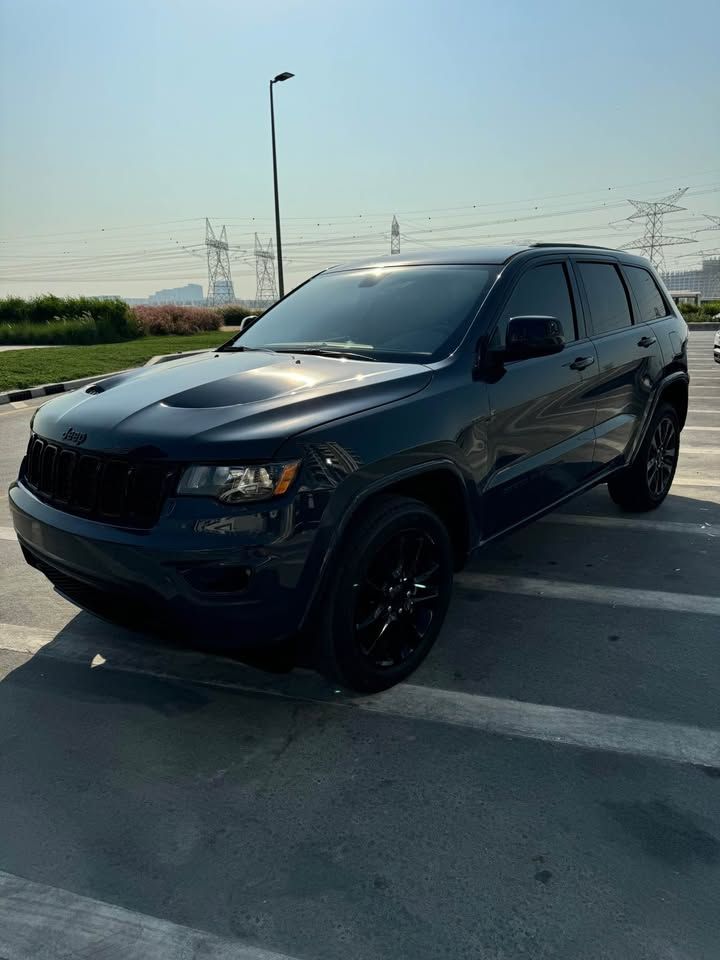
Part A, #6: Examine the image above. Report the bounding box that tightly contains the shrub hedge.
[678,300,720,322]
[0,296,228,344]
[216,304,261,325]
[0,296,139,344]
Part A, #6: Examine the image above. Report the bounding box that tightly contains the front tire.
[607,403,680,512]
[315,495,454,693]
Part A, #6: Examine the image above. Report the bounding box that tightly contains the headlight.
[177,461,300,503]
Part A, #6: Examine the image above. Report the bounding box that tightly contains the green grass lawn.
[0,331,231,392]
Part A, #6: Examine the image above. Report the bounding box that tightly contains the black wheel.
[607,404,680,512]
[315,495,453,693]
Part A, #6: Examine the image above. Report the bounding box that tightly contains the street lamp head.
[272,71,295,83]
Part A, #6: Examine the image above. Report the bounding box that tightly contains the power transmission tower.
[254,234,278,304]
[205,219,235,305]
[698,214,720,234]
[619,188,693,271]
[391,215,400,255]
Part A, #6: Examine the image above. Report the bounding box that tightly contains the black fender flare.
[627,370,689,466]
[297,457,475,630]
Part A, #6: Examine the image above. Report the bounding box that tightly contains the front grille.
[22,434,177,528]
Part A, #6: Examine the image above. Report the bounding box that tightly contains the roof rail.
[529,242,619,251]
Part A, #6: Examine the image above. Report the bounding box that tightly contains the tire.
[607,403,680,512]
[315,495,454,693]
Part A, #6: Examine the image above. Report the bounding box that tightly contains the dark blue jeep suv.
[9,244,689,691]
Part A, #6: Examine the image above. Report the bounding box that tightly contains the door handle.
[637,335,657,348]
[569,356,595,371]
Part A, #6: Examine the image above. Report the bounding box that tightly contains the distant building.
[148,283,204,305]
[667,290,702,307]
[662,257,720,302]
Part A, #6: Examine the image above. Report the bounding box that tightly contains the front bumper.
[9,480,319,647]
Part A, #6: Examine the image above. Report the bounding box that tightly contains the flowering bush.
[131,305,222,336]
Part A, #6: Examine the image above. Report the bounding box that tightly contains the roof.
[324,243,640,272]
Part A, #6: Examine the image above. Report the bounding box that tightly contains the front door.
[483,261,598,537]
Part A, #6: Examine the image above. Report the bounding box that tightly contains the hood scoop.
[163,371,302,409]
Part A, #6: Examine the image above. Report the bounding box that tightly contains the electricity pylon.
[205,219,235,305]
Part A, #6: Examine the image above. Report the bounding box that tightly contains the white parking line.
[457,573,720,617]
[684,426,720,431]
[2,621,720,770]
[673,477,720,487]
[541,513,718,536]
[0,869,302,960]
[674,446,719,455]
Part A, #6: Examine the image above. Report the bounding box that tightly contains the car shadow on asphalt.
[2,606,344,718]
[2,488,719,723]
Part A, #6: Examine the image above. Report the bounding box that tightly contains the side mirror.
[239,315,258,333]
[504,315,565,361]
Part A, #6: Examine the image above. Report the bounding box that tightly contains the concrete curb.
[0,348,211,407]
[687,323,719,332]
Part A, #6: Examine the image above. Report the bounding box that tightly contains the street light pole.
[269,71,294,299]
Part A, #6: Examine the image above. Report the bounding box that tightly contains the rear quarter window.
[624,265,670,323]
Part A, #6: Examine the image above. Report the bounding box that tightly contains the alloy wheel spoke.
[357,606,385,631]
[410,590,439,604]
[364,617,391,655]
[414,562,439,584]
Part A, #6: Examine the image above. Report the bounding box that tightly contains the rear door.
[483,259,598,536]
[572,258,666,469]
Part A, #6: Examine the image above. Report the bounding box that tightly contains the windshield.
[234,264,497,362]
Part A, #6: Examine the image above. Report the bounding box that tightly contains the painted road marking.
[2,621,720,769]
[0,527,17,541]
[0,869,302,960]
[684,426,720,431]
[673,478,720,487]
[541,513,718,536]
[673,446,719,455]
[457,573,720,617]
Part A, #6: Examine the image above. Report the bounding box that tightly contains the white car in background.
[714,326,720,364]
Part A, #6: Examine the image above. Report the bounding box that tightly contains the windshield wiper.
[273,347,377,362]
[217,344,279,354]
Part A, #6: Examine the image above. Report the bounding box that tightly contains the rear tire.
[315,495,453,693]
[607,403,680,512]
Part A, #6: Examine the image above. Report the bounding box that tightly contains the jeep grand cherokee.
[9,244,689,691]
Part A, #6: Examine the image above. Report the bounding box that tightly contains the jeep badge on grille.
[61,427,87,446]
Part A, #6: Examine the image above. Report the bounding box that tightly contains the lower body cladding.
[8,481,319,649]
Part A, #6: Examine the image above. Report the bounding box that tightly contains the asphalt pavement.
[0,330,719,960]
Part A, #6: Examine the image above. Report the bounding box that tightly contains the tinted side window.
[577,262,632,335]
[492,263,576,349]
[624,265,669,322]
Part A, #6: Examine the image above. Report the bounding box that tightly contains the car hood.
[32,350,433,460]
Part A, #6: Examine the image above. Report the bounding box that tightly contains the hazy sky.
[1,0,719,299]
